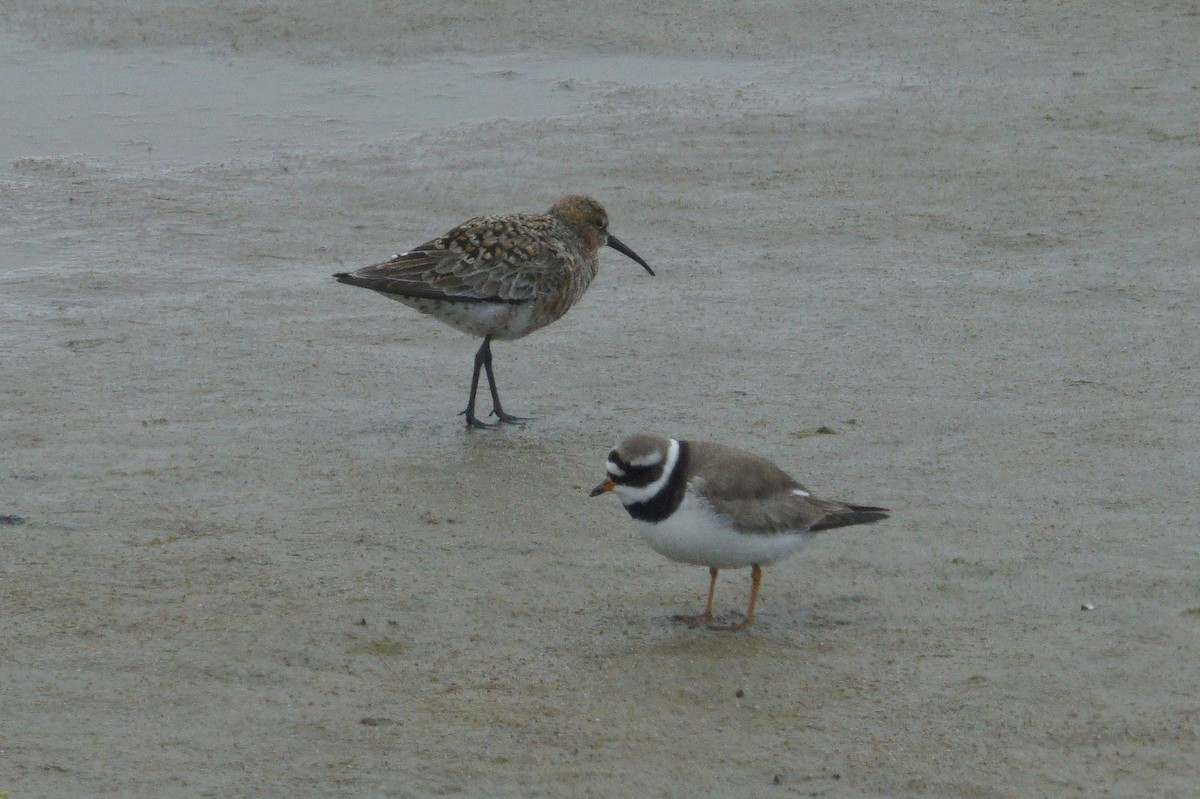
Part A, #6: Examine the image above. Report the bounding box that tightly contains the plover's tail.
[810,503,890,532]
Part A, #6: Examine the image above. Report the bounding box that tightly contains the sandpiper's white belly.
[635,492,810,569]
[388,295,541,339]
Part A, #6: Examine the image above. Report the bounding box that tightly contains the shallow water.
[0,31,798,280]
[1,32,779,173]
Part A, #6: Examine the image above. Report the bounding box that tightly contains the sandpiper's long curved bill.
[606,234,655,276]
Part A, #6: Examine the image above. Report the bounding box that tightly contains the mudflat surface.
[3,3,1199,796]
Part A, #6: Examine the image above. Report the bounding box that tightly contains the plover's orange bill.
[591,434,889,631]
[335,196,653,429]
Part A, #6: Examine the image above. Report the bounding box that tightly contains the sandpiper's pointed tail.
[335,270,405,295]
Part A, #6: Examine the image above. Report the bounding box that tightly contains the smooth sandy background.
[3,2,1199,796]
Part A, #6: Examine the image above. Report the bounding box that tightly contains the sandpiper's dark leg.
[479,337,527,425]
[711,564,761,632]
[459,338,497,429]
[673,567,719,624]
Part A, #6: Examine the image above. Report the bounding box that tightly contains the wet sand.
[3,3,1199,796]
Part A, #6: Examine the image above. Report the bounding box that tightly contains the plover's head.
[589,434,679,505]
[550,195,654,276]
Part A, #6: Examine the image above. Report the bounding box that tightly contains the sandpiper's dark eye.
[593,217,607,230]
[608,449,619,462]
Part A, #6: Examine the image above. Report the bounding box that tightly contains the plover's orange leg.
[674,567,719,624]
[710,564,762,632]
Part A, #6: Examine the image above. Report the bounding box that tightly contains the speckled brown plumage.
[334,196,653,428]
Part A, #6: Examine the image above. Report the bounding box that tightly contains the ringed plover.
[591,434,890,631]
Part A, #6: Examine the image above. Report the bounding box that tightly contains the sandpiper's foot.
[490,408,529,425]
[460,409,498,429]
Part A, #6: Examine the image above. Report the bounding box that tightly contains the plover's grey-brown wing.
[686,441,888,535]
[697,481,889,536]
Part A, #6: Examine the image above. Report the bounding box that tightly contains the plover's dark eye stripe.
[612,463,661,487]
[608,451,665,486]
[610,453,641,473]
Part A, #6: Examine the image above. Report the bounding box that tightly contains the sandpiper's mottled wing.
[340,213,569,305]
[686,442,887,535]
